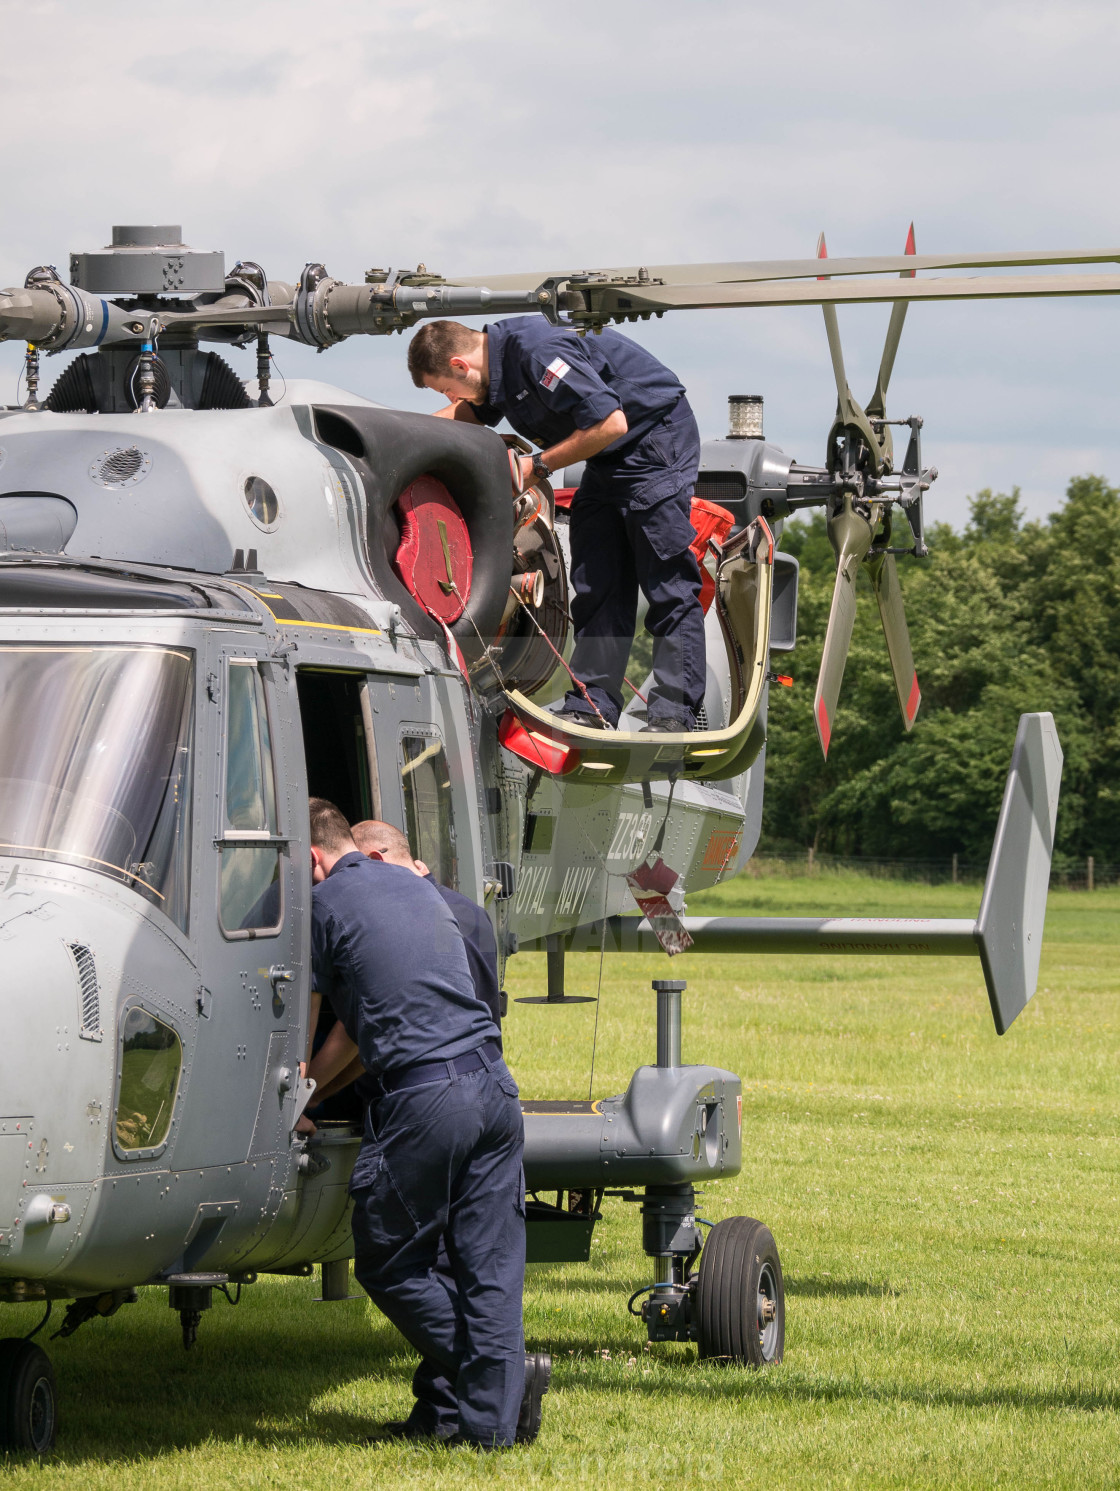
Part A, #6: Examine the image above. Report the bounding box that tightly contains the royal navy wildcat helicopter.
[0,225,1079,1451]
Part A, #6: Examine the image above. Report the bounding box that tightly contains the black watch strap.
[531,454,551,480]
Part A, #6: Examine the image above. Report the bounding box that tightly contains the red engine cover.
[392,476,473,624]
[689,496,735,612]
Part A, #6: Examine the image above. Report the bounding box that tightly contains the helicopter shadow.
[32,1292,421,1461]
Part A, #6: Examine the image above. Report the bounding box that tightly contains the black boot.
[516,1351,551,1444]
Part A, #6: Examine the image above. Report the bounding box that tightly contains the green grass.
[4,874,1119,1487]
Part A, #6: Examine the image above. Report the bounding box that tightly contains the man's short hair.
[407,321,482,387]
[308,797,355,853]
[352,819,414,864]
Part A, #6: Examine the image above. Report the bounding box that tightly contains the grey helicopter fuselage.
[0,381,766,1300]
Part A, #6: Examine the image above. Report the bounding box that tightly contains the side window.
[219,661,283,938]
[400,734,458,889]
[114,1006,182,1157]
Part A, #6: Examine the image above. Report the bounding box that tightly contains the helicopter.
[0,224,1077,1452]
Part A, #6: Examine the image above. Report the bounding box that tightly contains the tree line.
[761,476,1120,869]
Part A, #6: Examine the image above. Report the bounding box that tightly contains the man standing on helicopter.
[408,318,705,733]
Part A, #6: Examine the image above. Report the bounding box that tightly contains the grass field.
[3,872,1118,1488]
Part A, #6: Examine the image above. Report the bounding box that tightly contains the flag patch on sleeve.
[540,356,570,390]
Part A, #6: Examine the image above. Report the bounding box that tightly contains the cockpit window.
[0,646,193,930]
[400,733,458,890]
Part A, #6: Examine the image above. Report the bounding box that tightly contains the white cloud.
[0,0,1117,523]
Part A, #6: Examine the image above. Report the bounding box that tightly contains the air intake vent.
[695,473,747,508]
[89,446,151,489]
[68,943,102,1042]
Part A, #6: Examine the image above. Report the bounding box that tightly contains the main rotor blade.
[443,247,1120,292]
[556,272,1120,316]
[814,497,874,759]
[866,550,921,732]
[866,223,916,421]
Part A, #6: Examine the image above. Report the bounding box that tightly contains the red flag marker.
[817,696,832,757]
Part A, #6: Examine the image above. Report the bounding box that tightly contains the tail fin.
[977,712,1063,1033]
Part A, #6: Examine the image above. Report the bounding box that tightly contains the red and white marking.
[540,356,570,390]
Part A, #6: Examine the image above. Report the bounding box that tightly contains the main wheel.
[0,1338,57,1453]
[695,1216,784,1366]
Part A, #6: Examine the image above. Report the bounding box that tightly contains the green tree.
[761,478,1113,864]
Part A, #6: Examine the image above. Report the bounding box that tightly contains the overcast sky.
[1,0,1118,529]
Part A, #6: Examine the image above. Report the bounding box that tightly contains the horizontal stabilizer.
[520,715,1062,1035]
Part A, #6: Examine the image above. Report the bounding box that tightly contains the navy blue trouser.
[350,1058,526,1446]
[566,487,706,727]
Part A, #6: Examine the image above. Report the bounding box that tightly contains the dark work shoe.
[516,1351,551,1445]
[641,715,691,734]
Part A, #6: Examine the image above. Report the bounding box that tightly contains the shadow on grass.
[787,1275,902,1298]
[14,1273,1120,1472]
[546,1338,1120,1416]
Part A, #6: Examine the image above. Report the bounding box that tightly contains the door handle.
[269,965,294,1014]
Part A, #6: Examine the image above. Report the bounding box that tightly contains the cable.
[23,1300,51,1341]
[510,588,610,727]
[627,1284,655,1316]
[269,352,287,404]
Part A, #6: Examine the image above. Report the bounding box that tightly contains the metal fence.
[745,849,1119,892]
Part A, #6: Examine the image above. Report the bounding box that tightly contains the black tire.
[0,1338,57,1454]
[695,1216,784,1366]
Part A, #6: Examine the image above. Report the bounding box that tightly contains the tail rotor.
[810,226,927,757]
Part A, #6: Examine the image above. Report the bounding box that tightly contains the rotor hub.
[70,226,225,298]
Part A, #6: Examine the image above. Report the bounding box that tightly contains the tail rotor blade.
[866,223,917,422]
[816,233,860,427]
[867,549,921,731]
[814,495,874,757]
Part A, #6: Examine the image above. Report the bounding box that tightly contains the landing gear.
[0,1338,57,1453]
[695,1216,784,1365]
[633,1199,785,1366]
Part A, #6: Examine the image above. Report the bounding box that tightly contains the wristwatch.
[530,453,551,481]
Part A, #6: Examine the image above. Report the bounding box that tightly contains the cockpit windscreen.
[0,646,193,929]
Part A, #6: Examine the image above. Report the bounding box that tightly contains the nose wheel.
[0,1338,58,1454]
[695,1216,785,1366]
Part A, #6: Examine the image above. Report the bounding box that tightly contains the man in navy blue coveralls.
[348,817,503,1437]
[351,819,503,1036]
[304,799,544,1448]
[407,317,706,731]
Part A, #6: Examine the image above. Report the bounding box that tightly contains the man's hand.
[521,408,628,488]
